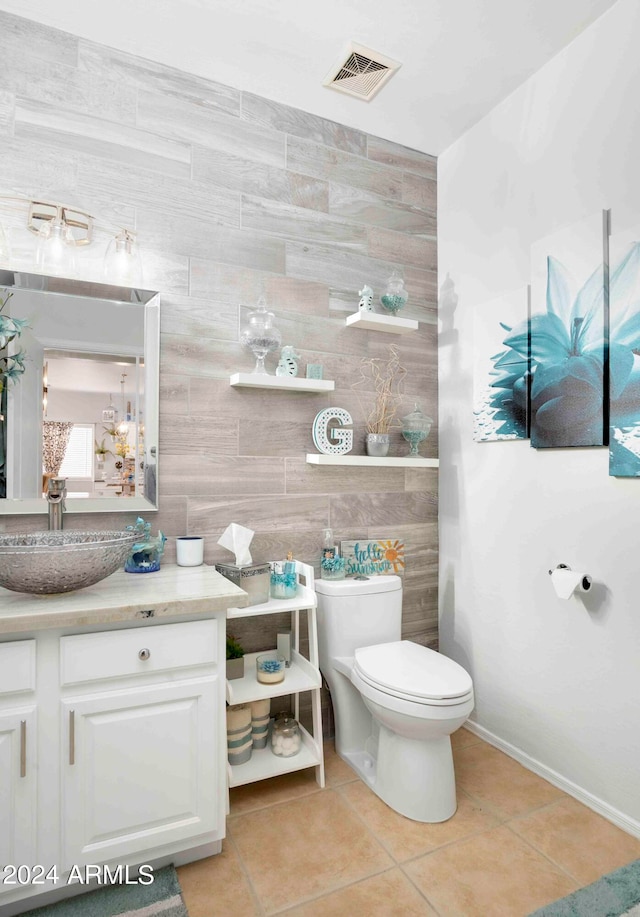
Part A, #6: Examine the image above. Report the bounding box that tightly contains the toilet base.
[339,725,457,823]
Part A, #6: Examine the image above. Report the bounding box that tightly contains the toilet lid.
[354,641,472,701]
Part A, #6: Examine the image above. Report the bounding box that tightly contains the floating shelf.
[306,454,438,467]
[345,311,419,334]
[229,373,334,392]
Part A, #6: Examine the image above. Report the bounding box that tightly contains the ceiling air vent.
[323,42,401,102]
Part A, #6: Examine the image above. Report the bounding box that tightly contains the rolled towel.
[227,704,252,765]
[250,698,271,749]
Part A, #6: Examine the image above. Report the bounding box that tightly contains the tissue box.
[215,562,270,606]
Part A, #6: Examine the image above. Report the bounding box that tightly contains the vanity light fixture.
[0,196,143,285]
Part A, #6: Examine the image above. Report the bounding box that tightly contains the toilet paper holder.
[548,563,592,593]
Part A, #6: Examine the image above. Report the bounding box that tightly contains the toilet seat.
[353,640,473,707]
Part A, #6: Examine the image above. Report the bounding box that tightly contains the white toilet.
[315,575,474,823]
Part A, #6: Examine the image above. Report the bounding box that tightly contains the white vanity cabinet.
[59,620,221,869]
[226,561,325,789]
[0,641,37,872]
[0,565,247,915]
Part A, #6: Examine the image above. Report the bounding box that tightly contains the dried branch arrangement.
[352,344,407,434]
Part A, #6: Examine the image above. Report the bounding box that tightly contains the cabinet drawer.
[0,640,36,695]
[60,620,218,686]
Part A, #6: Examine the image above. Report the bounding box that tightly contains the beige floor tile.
[324,739,359,787]
[283,868,437,916]
[229,788,392,913]
[451,726,482,750]
[454,742,565,818]
[404,824,578,917]
[340,780,500,862]
[510,796,640,885]
[176,841,259,917]
[229,767,321,815]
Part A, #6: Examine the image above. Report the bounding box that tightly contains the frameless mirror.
[0,271,159,515]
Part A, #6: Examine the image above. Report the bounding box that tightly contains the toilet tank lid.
[315,575,402,596]
[354,641,472,700]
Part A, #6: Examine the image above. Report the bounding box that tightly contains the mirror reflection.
[0,271,159,514]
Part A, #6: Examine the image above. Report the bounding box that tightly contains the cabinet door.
[61,677,220,868]
[0,707,37,879]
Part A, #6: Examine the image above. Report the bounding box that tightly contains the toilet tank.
[315,575,403,666]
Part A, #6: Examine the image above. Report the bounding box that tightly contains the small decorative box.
[215,562,270,606]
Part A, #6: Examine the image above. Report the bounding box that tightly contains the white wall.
[438,0,640,834]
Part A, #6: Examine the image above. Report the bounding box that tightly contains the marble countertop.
[0,564,249,634]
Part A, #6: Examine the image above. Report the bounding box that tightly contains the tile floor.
[177,729,640,916]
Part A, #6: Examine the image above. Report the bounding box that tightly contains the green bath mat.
[530,858,640,916]
[18,865,187,917]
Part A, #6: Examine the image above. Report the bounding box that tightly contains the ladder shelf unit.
[226,561,325,789]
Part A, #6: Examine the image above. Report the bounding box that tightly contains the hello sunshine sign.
[340,539,405,577]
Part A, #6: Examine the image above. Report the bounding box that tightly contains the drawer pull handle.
[138,648,151,661]
[20,720,26,778]
[69,710,75,766]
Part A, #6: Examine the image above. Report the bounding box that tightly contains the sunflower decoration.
[377,539,405,574]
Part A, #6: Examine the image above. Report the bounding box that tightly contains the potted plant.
[94,437,112,462]
[353,344,407,456]
[226,634,245,680]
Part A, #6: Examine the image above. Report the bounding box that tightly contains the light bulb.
[36,217,76,277]
[104,229,143,287]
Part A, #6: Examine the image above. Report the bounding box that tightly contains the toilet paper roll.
[550,567,592,599]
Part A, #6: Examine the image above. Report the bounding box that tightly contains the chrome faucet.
[46,477,67,531]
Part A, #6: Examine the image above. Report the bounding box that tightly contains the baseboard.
[463,719,640,840]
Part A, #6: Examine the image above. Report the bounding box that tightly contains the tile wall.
[0,11,439,722]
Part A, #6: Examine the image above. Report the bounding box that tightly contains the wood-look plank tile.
[287,136,404,201]
[78,40,240,115]
[160,455,284,496]
[285,239,402,301]
[239,305,369,360]
[238,419,315,457]
[180,227,286,275]
[241,195,368,250]
[0,136,78,196]
[402,172,438,212]
[160,333,240,379]
[5,49,137,125]
[192,147,329,212]
[367,136,437,179]
[137,90,285,166]
[159,374,190,416]
[136,209,245,260]
[187,494,329,535]
[138,251,190,296]
[331,492,437,529]
[188,260,329,315]
[368,226,437,271]
[242,92,367,156]
[77,158,240,227]
[285,457,406,494]
[0,92,14,132]
[14,99,192,179]
[160,415,238,455]
[329,183,437,235]
[405,467,439,491]
[160,293,238,342]
[1,10,79,67]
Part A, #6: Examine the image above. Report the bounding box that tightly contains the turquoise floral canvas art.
[608,224,640,476]
[473,288,529,442]
[525,212,607,448]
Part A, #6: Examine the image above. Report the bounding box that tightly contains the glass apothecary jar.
[240,296,282,374]
[380,271,409,315]
[401,403,433,457]
[271,714,302,757]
